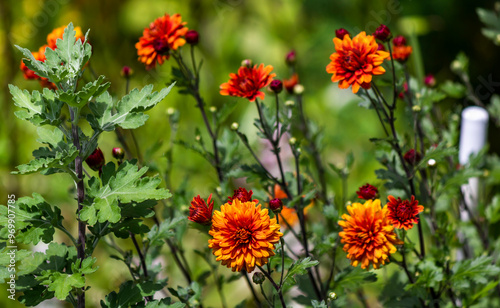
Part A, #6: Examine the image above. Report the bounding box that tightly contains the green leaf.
[39,271,85,300]
[9,85,43,120]
[148,216,186,246]
[88,83,175,131]
[81,161,171,225]
[451,256,500,291]
[414,143,457,171]
[440,80,466,98]
[13,127,78,175]
[334,266,377,291]
[100,280,166,308]
[282,257,319,288]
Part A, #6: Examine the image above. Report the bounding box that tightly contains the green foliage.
[451,256,500,291]
[100,280,170,308]
[282,257,319,288]
[81,161,171,225]
[477,7,500,45]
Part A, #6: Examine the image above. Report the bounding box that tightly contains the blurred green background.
[0,0,499,307]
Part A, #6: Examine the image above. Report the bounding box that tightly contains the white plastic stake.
[457,106,488,261]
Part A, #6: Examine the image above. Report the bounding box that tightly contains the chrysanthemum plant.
[0,23,180,307]
[5,11,500,308]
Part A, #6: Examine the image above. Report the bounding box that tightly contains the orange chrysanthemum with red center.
[136,13,188,69]
[339,199,403,269]
[20,26,85,88]
[220,64,276,102]
[208,199,282,272]
[386,195,424,230]
[326,31,390,93]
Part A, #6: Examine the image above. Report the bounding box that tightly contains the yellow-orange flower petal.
[208,199,282,272]
[135,13,188,69]
[338,199,403,269]
[47,25,85,49]
[326,31,389,94]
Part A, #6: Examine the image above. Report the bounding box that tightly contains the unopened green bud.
[252,272,266,285]
[293,84,304,95]
[231,122,239,131]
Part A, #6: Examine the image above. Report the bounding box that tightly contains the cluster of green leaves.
[0,23,179,307]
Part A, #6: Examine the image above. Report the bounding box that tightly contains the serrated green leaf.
[282,257,319,287]
[440,80,466,98]
[39,271,85,300]
[9,85,43,119]
[148,216,185,246]
[100,280,165,308]
[414,143,457,171]
[89,83,175,132]
[334,266,377,290]
[82,161,171,225]
[451,256,500,291]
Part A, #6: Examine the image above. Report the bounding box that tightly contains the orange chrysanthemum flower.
[188,194,214,225]
[220,64,276,102]
[136,13,188,69]
[386,195,424,230]
[391,45,413,62]
[339,199,403,269]
[208,199,283,272]
[326,31,390,93]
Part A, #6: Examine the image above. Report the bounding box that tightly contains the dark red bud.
[185,30,199,45]
[393,35,407,46]
[374,24,392,42]
[270,80,283,93]
[86,148,105,172]
[269,198,283,212]
[424,74,436,88]
[285,50,296,65]
[335,28,350,39]
[112,147,125,160]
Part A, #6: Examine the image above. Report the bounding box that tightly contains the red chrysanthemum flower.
[227,187,256,204]
[208,199,283,272]
[356,183,379,200]
[326,31,390,94]
[135,13,189,69]
[220,64,276,101]
[386,195,424,230]
[189,194,214,225]
[339,199,403,269]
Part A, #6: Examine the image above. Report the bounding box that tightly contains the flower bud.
[167,107,176,115]
[252,272,266,285]
[289,137,297,145]
[377,43,386,51]
[121,66,133,78]
[293,84,304,95]
[356,183,378,200]
[188,194,214,225]
[374,24,392,42]
[270,79,283,93]
[86,148,105,172]
[269,198,283,213]
[209,106,217,113]
[392,35,407,46]
[231,122,239,131]
[335,28,350,39]
[427,159,437,167]
[285,50,296,65]
[185,30,199,45]
[404,149,422,166]
[424,74,436,87]
[328,292,338,301]
[412,105,421,112]
[285,100,295,107]
[241,59,253,68]
[112,147,125,160]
